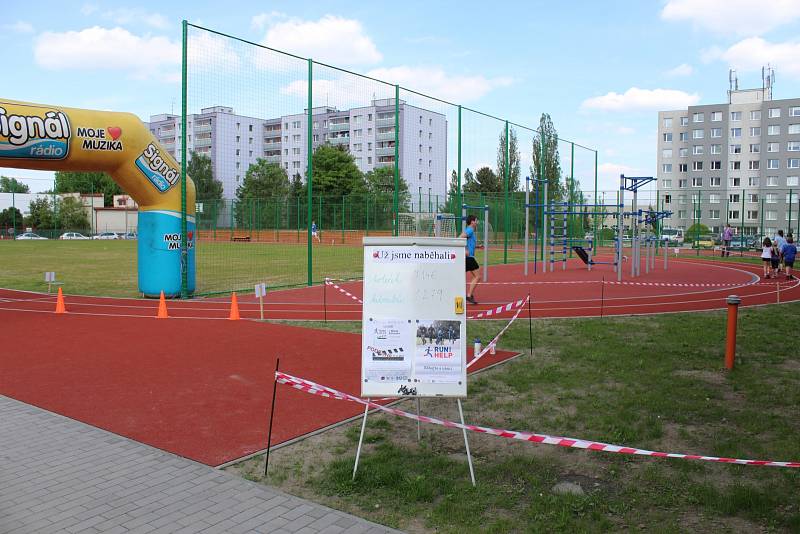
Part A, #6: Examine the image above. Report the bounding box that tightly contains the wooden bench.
[231,234,251,242]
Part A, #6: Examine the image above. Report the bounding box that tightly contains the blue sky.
[4,0,800,195]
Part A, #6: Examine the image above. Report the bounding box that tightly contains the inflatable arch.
[0,99,195,297]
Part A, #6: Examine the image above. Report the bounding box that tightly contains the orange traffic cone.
[157,290,169,319]
[54,287,66,314]
[229,292,240,320]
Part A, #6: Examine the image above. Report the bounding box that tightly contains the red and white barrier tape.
[324,278,363,304]
[466,297,527,369]
[468,297,526,319]
[275,371,800,468]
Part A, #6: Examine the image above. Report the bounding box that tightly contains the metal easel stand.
[352,397,476,486]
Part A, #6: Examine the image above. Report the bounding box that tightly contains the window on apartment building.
[236,122,240,130]
[418,130,423,138]
[789,158,800,169]
[352,115,361,124]
[692,162,703,171]
[709,193,720,204]
[746,210,759,220]
[768,159,780,169]
[791,107,800,117]
[768,125,781,135]
[292,148,300,155]
[235,162,240,169]
[418,158,422,165]
[678,179,688,188]
[729,193,741,203]
[663,133,673,142]
[730,127,742,138]
[662,164,672,173]
[367,157,372,164]
[729,178,741,188]
[729,210,740,220]
[750,126,761,136]
[789,124,800,134]
[429,118,432,126]
[789,176,799,186]
[248,138,253,144]
[293,161,301,169]
[312,134,319,142]
[750,143,760,153]
[368,142,372,150]
[313,121,319,129]
[730,144,741,154]
[236,136,240,143]
[692,177,703,186]
[749,160,760,170]
[679,163,688,172]
[284,162,289,169]
[368,114,372,121]
[353,143,362,152]
[284,136,288,142]
[662,149,673,158]
[284,122,289,129]
[748,193,759,203]
[768,108,781,118]
[767,176,779,186]
[284,149,288,156]
[235,149,240,156]
[709,210,721,219]
[693,145,704,155]
[662,179,672,188]
[711,111,722,121]
[766,211,778,221]
[710,128,721,138]
[748,177,760,187]
[710,144,722,154]
[693,129,704,139]
[679,148,689,157]
[787,193,798,204]
[680,117,689,126]
[710,161,721,170]
[767,142,779,152]
[663,117,673,128]
[248,124,253,132]
[429,174,432,182]
[678,210,687,218]
[693,112,704,123]
[419,144,423,153]
[664,194,672,203]
[679,132,688,141]
[766,193,777,204]
[730,161,741,170]
[249,150,253,157]
[710,177,721,186]
[322,120,327,128]
[750,110,761,120]
[292,134,300,142]
[428,160,432,167]
[730,111,742,121]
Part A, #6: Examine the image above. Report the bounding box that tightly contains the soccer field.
[1,240,528,297]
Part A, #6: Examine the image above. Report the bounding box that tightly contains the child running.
[761,237,774,278]
[771,239,781,278]
[782,236,797,280]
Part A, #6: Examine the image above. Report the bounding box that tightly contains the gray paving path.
[0,396,403,534]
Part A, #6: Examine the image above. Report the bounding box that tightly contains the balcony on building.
[376,129,396,141]
[375,114,395,127]
[329,134,350,145]
[329,119,350,132]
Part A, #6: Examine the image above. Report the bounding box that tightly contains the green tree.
[26,197,55,230]
[311,144,365,196]
[188,152,223,201]
[364,166,409,210]
[462,168,475,192]
[447,169,460,212]
[532,113,563,202]
[496,126,521,192]
[55,196,90,230]
[234,159,289,228]
[685,223,711,244]
[0,176,30,193]
[289,173,305,198]
[54,171,121,207]
[0,207,24,235]
[469,166,502,193]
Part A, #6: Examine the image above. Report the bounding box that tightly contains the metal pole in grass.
[600,275,605,318]
[725,296,740,370]
[503,120,509,264]
[264,357,280,478]
[323,278,327,323]
[527,292,533,355]
[306,58,313,286]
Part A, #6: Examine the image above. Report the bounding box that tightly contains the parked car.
[15,232,48,240]
[660,228,684,244]
[694,235,716,248]
[93,232,120,240]
[120,231,137,240]
[59,232,90,240]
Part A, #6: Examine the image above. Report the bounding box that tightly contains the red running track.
[0,308,516,466]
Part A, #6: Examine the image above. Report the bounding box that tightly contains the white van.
[661,228,684,244]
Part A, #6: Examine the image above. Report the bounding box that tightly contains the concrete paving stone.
[65,514,108,533]
[308,512,347,531]
[342,524,376,534]
[198,518,240,533]
[334,515,361,528]
[281,512,318,531]
[318,525,347,534]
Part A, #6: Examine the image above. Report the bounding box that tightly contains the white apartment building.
[148,99,447,204]
[657,75,800,238]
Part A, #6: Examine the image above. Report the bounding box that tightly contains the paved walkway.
[0,396,402,534]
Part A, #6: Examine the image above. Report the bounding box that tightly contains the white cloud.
[717,37,800,78]
[616,126,636,135]
[251,11,287,30]
[6,21,34,34]
[366,66,512,103]
[581,88,700,112]
[34,27,180,80]
[262,15,382,65]
[100,8,169,30]
[665,63,693,77]
[187,31,242,70]
[661,0,800,35]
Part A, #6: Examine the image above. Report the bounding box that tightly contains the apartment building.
[657,79,800,238]
[148,99,447,203]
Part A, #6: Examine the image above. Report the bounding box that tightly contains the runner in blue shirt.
[311,221,321,243]
[459,214,480,304]
[781,235,797,280]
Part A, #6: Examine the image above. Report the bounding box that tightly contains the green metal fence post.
[457,106,462,234]
[180,19,188,298]
[306,58,313,286]
[760,197,765,243]
[569,142,574,258]
[789,188,793,234]
[393,85,399,236]
[593,150,598,246]
[342,196,345,243]
[503,120,509,263]
[740,191,745,253]
[539,130,545,261]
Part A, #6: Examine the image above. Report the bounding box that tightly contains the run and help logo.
[371,248,458,263]
[135,143,180,193]
[0,105,71,160]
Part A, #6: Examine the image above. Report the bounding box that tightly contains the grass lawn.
[232,304,800,532]
[0,240,529,297]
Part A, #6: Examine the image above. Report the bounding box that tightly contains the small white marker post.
[45,272,55,294]
[255,283,267,320]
